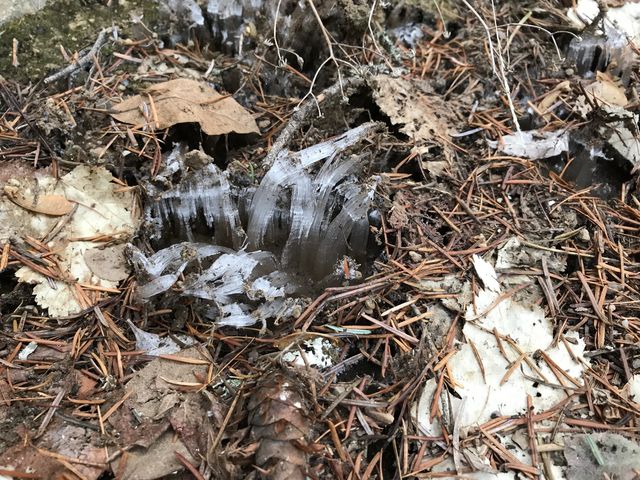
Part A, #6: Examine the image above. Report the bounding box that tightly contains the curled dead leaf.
[576,72,628,117]
[371,74,460,163]
[110,78,260,136]
[537,80,570,121]
[4,186,74,216]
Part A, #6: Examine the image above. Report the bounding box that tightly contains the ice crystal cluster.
[128,242,299,327]
[133,123,379,327]
[567,30,632,83]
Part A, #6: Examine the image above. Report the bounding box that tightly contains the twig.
[35,386,66,438]
[306,0,345,99]
[12,38,19,67]
[364,0,393,69]
[460,0,520,133]
[262,77,364,168]
[490,0,520,133]
[210,382,243,452]
[273,0,285,68]
[44,28,113,84]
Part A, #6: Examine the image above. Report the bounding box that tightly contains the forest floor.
[1,1,640,479]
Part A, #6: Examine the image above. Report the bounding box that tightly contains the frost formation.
[133,123,379,327]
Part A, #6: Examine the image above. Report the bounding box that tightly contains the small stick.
[12,38,19,67]
[576,271,609,324]
[210,382,243,452]
[44,28,112,84]
[35,387,66,438]
[262,77,364,168]
[175,452,205,480]
[526,395,540,470]
[0,243,9,271]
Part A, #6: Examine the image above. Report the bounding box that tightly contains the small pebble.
[578,227,591,242]
[409,251,422,263]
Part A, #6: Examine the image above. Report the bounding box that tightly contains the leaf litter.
[1,166,139,316]
[414,256,589,435]
[2,1,640,479]
[104,347,226,480]
[110,78,260,135]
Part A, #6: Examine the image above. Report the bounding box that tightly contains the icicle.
[134,123,381,327]
[126,320,194,356]
[280,172,314,268]
[218,303,254,327]
[567,29,633,83]
[314,178,379,278]
[128,242,231,279]
[147,162,245,249]
[137,262,188,299]
[246,122,378,250]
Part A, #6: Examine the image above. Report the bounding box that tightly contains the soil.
[0,0,172,82]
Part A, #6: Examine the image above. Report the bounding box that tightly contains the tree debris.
[1,166,139,316]
[110,78,259,135]
[248,370,312,480]
[2,1,640,479]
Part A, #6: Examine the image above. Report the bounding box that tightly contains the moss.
[0,0,166,83]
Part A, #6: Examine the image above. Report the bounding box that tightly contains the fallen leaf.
[0,166,140,316]
[586,73,627,106]
[371,75,459,163]
[110,78,260,136]
[537,80,570,121]
[488,130,569,160]
[606,111,640,169]
[4,187,74,216]
[576,73,628,117]
[107,348,223,480]
[84,244,130,282]
[413,258,588,436]
[112,430,196,480]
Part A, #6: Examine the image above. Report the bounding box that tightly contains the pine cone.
[248,370,312,480]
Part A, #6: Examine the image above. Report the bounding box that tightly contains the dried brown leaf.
[371,74,458,162]
[4,186,74,216]
[110,78,260,136]
[537,80,570,121]
[106,348,224,479]
[576,72,628,117]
